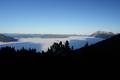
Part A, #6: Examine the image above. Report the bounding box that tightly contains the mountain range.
[4,33,85,38]
[3,31,115,39]
[0,31,116,42]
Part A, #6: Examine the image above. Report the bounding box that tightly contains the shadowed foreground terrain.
[0,34,120,64]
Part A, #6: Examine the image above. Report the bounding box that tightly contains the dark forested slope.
[0,34,120,64]
[76,34,120,64]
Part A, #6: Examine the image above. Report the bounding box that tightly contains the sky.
[0,0,120,34]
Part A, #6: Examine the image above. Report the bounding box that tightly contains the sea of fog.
[0,36,103,52]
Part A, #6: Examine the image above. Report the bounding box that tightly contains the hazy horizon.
[0,0,120,34]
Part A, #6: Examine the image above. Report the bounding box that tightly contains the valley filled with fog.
[0,36,103,52]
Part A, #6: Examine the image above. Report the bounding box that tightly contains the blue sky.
[0,0,120,34]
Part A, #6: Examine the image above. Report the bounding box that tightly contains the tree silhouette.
[65,40,69,49]
[84,42,89,48]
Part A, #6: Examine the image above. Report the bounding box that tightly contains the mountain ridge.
[0,34,18,42]
[90,31,115,39]
[3,31,116,39]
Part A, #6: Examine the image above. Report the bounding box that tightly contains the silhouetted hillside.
[0,34,18,42]
[0,34,120,64]
[76,34,120,64]
[0,41,86,64]
[78,34,120,54]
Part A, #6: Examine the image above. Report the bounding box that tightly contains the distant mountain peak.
[93,31,114,34]
[90,31,115,39]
